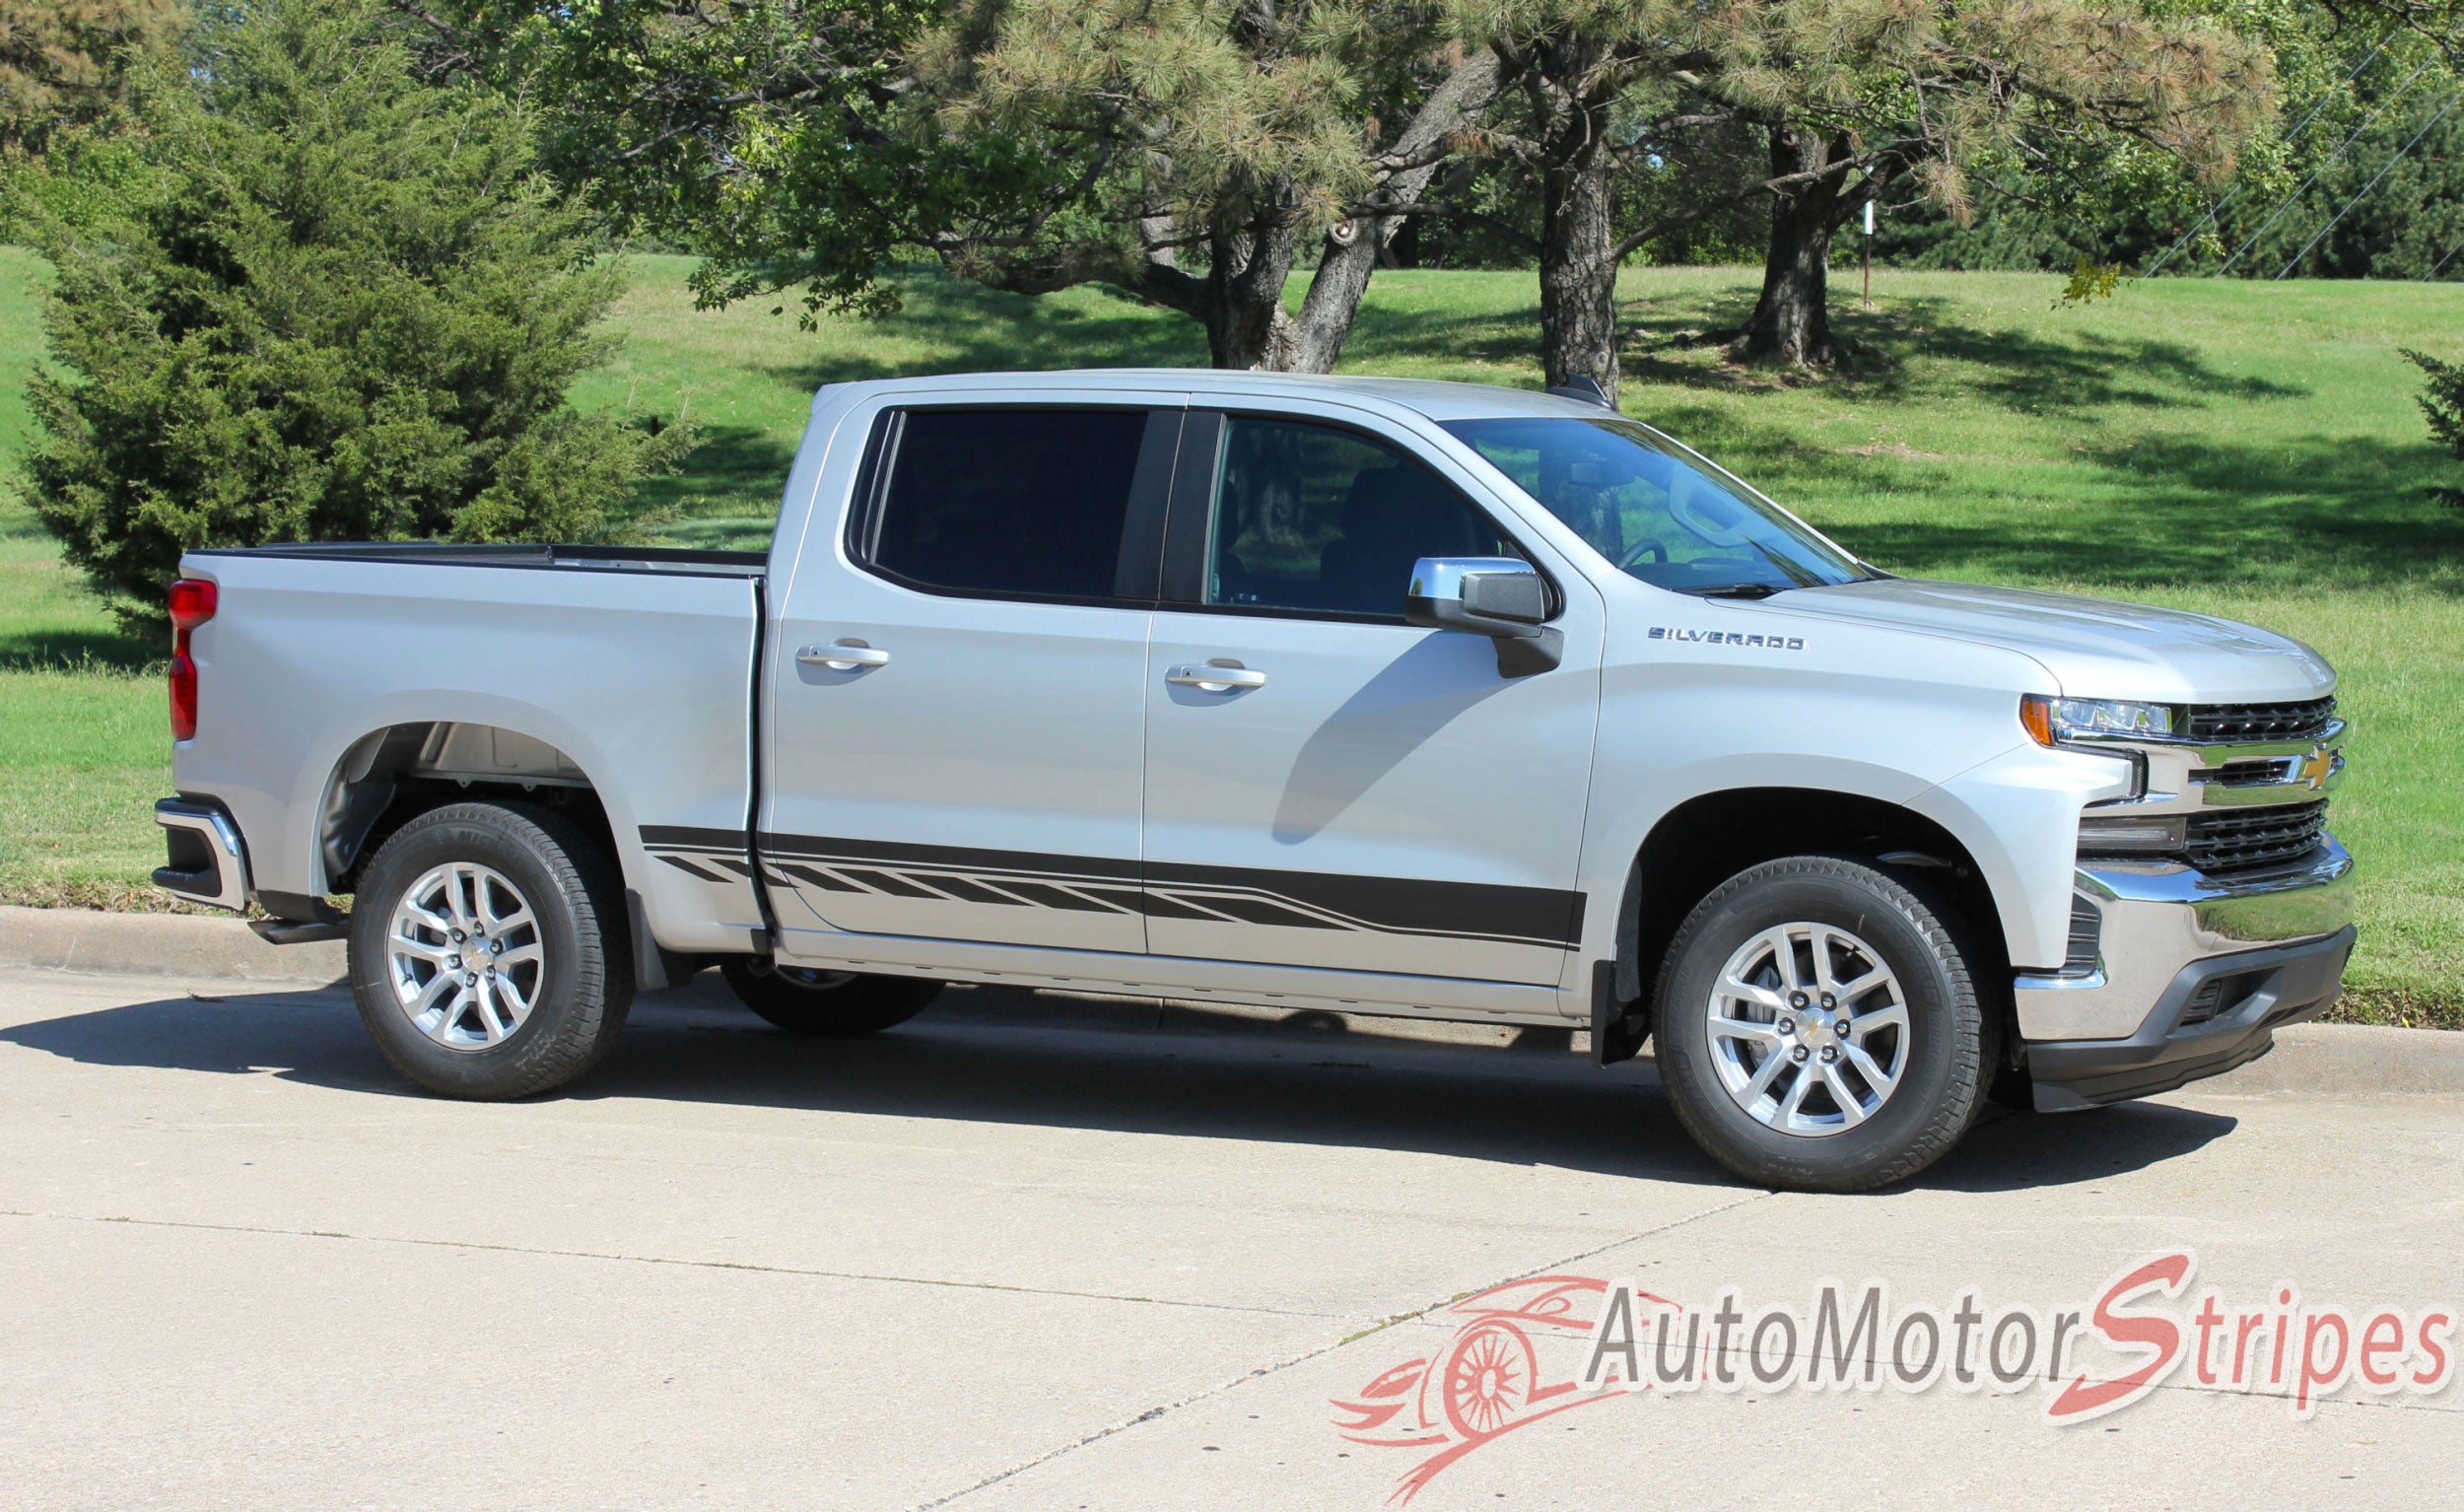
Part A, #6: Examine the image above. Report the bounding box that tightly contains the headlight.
[2020,696,2181,747]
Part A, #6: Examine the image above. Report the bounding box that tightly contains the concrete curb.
[0,904,345,987]
[3,904,2456,1098]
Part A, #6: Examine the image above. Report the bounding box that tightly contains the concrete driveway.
[1,964,2457,1510]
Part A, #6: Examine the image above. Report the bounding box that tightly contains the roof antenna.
[1546,374,1614,409]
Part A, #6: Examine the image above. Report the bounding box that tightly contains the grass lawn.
[5,249,2460,1023]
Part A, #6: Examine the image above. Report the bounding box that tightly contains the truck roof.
[825,369,1614,424]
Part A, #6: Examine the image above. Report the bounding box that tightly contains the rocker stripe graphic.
[638,827,1583,950]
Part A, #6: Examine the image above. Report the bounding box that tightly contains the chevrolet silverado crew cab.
[151,371,2355,1192]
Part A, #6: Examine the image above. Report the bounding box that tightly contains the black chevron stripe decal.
[640,829,1583,950]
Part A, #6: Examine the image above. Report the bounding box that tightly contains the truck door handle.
[797,640,890,671]
[1166,660,1266,692]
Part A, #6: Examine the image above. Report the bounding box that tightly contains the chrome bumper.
[2014,836,2355,1112]
[155,796,250,912]
[2014,836,2354,1042]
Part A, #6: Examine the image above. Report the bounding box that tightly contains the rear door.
[1138,404,1605,989]
[762,395,1181,957]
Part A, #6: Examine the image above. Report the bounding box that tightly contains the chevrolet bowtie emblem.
[2295,745,2341,790]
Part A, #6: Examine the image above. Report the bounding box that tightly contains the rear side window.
[861,408,1151,601]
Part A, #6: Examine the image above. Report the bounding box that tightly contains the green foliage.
[21,0,690,624]
[2403,347,2464,508]
[2056,257,2125,307]
[0,0,184,153]
[421,1,1087,324]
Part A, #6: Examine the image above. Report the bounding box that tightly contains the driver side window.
[1205,417,1518,619]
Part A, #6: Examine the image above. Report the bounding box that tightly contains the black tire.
[719,959,941,1036]
[1652,856,1988,1193]
[347,801,634,1099]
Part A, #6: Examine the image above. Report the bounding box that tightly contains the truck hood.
[1769,579,2335,703]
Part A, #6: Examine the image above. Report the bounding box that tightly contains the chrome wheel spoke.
[1705,919,1910,1141]
[1779,1065,1817,1120]
[1744,1049,1791,1099]
[1710,1013,1782,1046]
[389,861,545,1052]
[1767,929,1807,992]
[1720,976,1789,1013]
[409,969,457,1016]
[1844,1042,1898,1100]
[1834,966,1890,1003]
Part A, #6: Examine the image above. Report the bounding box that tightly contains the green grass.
[5,249,2460,1022]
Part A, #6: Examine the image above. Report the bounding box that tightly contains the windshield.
[1440,416,1870,593]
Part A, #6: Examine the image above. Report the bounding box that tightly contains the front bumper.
[2024,925,2354,1111]
[2015,836,2356,1111]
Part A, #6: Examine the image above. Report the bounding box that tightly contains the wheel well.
[1615,788,2012,1044]
[317,722,618,898]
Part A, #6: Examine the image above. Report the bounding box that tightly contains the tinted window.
[1207,417,1518,617]
[1441,416,1867,594]
[867,408,1149,600]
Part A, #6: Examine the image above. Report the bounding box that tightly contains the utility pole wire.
[2214,57,2439,276]
[2142,38,2391,278]
[2275,93,2461,278]
[2427,236,2464,280]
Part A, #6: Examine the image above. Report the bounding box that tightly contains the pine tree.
[0,0,183,152]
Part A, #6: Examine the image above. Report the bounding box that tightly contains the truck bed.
[172,541,769,954]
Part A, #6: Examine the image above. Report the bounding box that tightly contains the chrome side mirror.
[1404,557,1563,677]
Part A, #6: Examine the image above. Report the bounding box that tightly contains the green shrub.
[2405,348,2464,511]
[21,0,690,625]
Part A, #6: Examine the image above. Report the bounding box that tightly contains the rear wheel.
[347,801,633,1099]
[719,959,941,1036]
[1653,856,1988,1193]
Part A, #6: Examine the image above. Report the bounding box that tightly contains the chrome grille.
[2183,799,2329,873]
[2184,697,2336,744]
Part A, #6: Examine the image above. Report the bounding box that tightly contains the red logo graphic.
[1331,1274,1664,1503]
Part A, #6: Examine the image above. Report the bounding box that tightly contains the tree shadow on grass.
[1816,433,2463,592]
[616,422,798,533]
[0,628,156,674]
[764,273,1208,392]
[1344,284,2307,417]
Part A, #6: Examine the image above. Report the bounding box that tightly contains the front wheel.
[1652,857,1989,1193]
[719,959,941,1036]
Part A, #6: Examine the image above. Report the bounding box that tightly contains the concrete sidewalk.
[0,965,2456,1510]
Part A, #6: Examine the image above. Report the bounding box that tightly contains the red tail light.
[169,650,199,740]
[169,578,217,630]
[168,578,216,742]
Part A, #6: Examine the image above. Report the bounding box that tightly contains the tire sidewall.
[349,805,608,1098]
[1656,860,1979,1189]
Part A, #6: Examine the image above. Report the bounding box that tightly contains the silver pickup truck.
[152,371,2354,1191]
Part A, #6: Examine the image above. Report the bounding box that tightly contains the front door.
[1139,407,1603,989]
[763,397,1180,958]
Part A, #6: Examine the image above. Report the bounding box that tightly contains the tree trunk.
[1202,212,1301,370]
[1740,125,1854,369]
[1538,143,1618,401]
[1286,49,1499,374]
[1518,31,1619,405]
